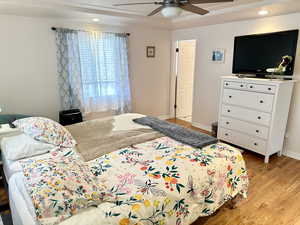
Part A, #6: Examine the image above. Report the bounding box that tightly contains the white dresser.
[217,76,296,163]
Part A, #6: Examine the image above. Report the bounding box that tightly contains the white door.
[176,40,196,122]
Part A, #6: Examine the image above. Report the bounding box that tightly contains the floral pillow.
[13,117,76,148]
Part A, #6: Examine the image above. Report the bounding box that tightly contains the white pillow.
[1,134,55,161]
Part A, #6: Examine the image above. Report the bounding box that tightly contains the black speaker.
[59,109,83,126]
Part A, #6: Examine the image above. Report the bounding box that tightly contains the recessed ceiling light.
[93,18,100,22]
[258,10,269,16]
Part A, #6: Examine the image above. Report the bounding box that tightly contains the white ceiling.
[0,0,299,29]
[57,0,262,15]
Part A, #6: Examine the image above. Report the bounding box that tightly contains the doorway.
[174,40,196,122]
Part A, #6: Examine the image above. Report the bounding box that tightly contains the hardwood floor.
[169,118,300,225]
[167,118,212,135]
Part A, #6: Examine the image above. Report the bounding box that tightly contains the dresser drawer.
[220,116,269,139]
[221,104,271,126]
[224,81,247,90]
[218,128,267,155]
[247,83,276,94]
[223,89,274,113]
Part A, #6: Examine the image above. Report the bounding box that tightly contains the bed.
[2,114,147,181]
[2,113,249,225]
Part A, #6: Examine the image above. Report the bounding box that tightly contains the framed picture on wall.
[147,46,155,58]
[212,48,225,63]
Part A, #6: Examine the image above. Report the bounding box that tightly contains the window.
[55,29,131,114]
[78,33,117,98]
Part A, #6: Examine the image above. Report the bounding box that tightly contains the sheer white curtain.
[55,29,132,115]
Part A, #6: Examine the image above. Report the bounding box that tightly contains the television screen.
[233,30,299,76]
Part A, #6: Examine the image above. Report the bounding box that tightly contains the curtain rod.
[51,27,130,36]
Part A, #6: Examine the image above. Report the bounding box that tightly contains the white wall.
[172,12,300,158]
[0,15,171,121]
[128,26,171,118]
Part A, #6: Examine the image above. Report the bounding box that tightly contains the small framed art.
[147,46,155,58]
[212,48,225,63]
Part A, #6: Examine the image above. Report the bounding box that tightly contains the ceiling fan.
[113,0,234,18]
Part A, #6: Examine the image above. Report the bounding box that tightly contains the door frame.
[169,39,197,120]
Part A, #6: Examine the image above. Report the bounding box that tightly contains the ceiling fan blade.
[148,5,164,16]
[189,0,233,4]
[180,3,209,15]
[114,2,158,6]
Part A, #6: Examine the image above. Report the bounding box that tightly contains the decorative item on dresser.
[217,76,297,163]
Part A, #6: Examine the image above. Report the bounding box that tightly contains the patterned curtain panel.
[54,28,132,115]
[55,28,84,111]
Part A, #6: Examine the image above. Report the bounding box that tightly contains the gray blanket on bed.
[133,116,217,148]
[66,118,163,161]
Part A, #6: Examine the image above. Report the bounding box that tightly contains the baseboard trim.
[157,114,171,120]
[191,122,212,132]
[283,150,300,161]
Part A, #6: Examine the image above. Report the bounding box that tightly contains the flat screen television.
[233,30,299,78]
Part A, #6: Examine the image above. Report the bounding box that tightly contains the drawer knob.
[240,84,244,88]
[254,142,258,146]
[226,122,230,125]
[227,110,231,113]
[268,88,272,91]
[256,130,259,133]
[250,85,253,88]
[225,133,229,136]
[229,96,232,98]
[257,116,261,120]
[260,100,264,103]
[225,83,229,86]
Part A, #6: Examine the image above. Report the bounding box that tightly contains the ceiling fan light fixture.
[161,6,183,18]
[258,10,268,16]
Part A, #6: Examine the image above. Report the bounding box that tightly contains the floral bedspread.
[21,137,249,225]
